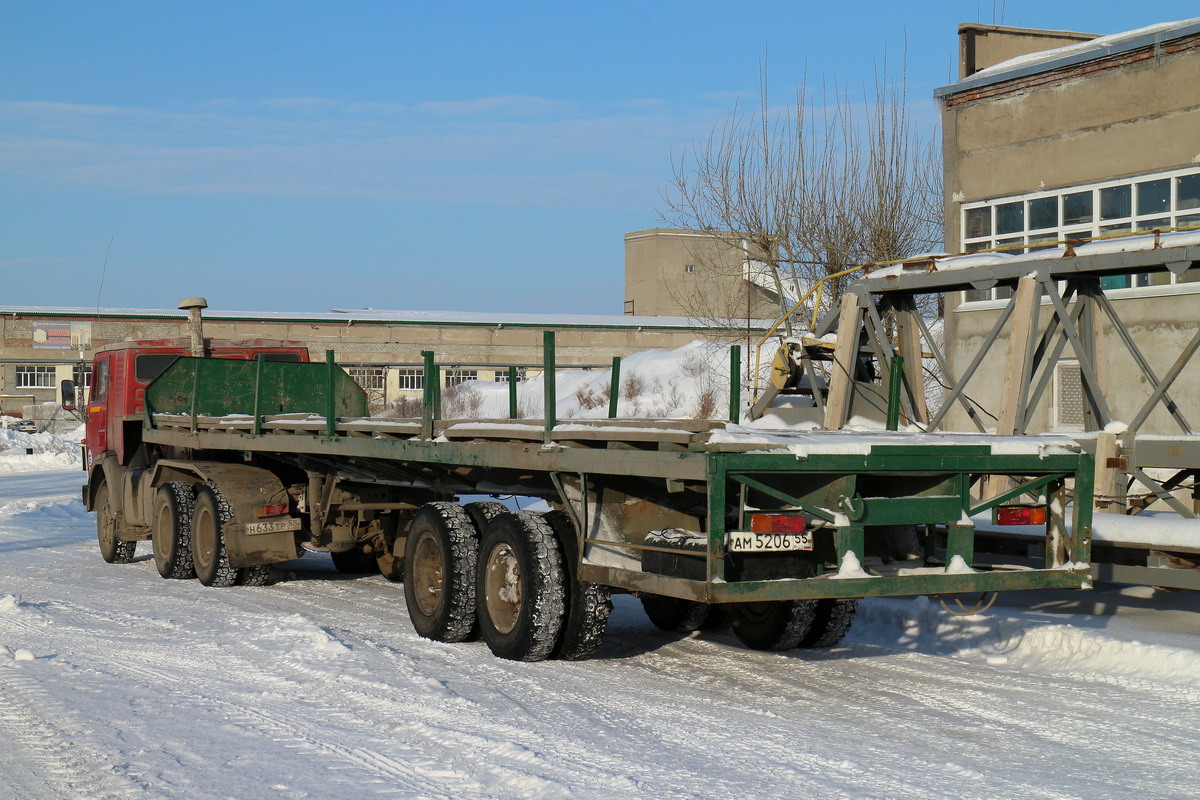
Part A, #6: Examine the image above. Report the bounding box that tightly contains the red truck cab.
[84,339,310,472]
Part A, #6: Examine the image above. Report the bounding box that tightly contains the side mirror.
[61,379,77,411]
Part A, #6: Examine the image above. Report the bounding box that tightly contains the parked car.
[17,419,38,433]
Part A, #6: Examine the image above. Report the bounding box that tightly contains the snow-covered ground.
[2,442,1200,799]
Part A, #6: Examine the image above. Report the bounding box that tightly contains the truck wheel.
[798,599,858,648]
[403,503,479,642]
[476,512,566,662]
[542,510,611,660]
[95,480,136,564]
[727,600,818,651]
[463,500,509,534]
[191,483,240,587]
[238,565,272,587]
[152,481,196,579]
[640,595,712,633]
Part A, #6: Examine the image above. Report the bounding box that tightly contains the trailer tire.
[151,481,196,579]
[95,480,136,564]
[797,599,858,648]
[542,510,611,660]
[238,565,272,587]
[191,483,240,587]
[403,503,479,643]
[476,512,566,662]
[640,595,712,633]
[727,599,818,651]
[463,501,509,534]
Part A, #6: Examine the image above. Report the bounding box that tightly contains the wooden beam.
[822,293,863,430]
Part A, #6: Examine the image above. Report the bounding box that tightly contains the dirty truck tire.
[641,595,712,634]
[403,503,479,643]
[238,564,272,587]
[463,501,509,535]
[728,599,819,651]
[477,512,566,662]
[542,510,611,661]
[191,483,240,587]
[798,599,858,648]
[152,481,196,579]
[95,481,137,564]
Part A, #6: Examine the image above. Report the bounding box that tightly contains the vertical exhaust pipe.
[178,297,208,357]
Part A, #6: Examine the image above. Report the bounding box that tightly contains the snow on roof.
[865,229,1200,279]
[0,304,772,330]
[936,16,1200,97]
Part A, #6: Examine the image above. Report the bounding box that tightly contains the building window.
[444,369,477,388]
[346,366,386,391]
[15,365,55,389]
[959,167,1200,302]
[493,367,527,383]
[684,264,696,274]
[73,364,92,396]
[397,369,424,390]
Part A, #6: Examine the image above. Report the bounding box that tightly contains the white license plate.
[244,517,302,536]
[727,531,814,552]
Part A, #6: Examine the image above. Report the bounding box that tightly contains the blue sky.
[2,1,1196,315]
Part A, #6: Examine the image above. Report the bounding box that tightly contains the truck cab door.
[85,356,111,469]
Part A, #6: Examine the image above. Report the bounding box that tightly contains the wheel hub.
[412,533,445,616]
[484,543,521,635]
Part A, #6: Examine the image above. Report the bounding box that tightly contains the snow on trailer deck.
[2,461,1200,800]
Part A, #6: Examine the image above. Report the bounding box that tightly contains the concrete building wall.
[957,24,1097,79]
[938,22,1200,436]
[624,228,779,320]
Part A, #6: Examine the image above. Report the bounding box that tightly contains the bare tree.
[661,56,942,335]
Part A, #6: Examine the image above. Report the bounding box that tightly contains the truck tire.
[542,510,611,660]
[191,483,240,587]
[727,599,818,651]
[152,481,196,579]
[798,599,858,648]
[238,565,272,587]
[331,548,378,574]
[640,595,713,633]
[403,503,479,643]
[95,480,136,564]
[463,501,509,534]
[476,512,566,662]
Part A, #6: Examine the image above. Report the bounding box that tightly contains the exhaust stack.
[178,297,208,357]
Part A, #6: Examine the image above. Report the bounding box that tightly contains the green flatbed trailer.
[95,348,1096,661]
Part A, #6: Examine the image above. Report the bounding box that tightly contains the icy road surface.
[2,469,1199,800]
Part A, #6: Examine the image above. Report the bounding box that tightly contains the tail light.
[749,514,807,534]
[994,505,1047,526]
[254,502,290,518]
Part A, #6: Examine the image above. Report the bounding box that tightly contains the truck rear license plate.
[727,531,813,552]
[245,517,302,536]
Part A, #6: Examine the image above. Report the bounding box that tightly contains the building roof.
[0,304,772,331]
[935,16,1200,97]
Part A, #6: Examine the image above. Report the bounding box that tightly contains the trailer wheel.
[463,501,509,534]
[476,512,566,662]
[798,599,858,648]
[151,481,196,579]
[403,503,479,642]
[238,565,272,587]
[727,600,818,651]
[191,483,240,587]
[542,510,611,660]
[95,480,136,564]
[640,595,713,633]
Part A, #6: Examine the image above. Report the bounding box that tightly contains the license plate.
[244,517,302,536]
[727,531,814,552]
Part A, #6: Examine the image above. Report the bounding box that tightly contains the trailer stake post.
[252,354,264,437]
[729,345,741,423]
[324,350,336,440]
[608,356,621,419]
[508,366,518,419]
[421,351,437,439]
[886,355,904,430]
[543,331,556,438]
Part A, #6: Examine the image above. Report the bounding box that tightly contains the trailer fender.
[148,460,298,568]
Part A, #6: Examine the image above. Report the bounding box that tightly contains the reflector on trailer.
[254,503,290,518]
[749,514,807,534]
[994,505,1048,526]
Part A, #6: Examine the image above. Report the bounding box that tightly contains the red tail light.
[750,514,807,534]
[995,505,1047,526]
[254,503,289,518]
